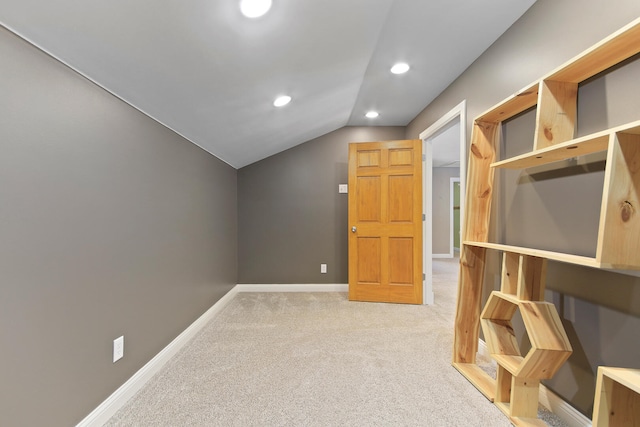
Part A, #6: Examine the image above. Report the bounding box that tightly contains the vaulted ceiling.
[0,0,536,168]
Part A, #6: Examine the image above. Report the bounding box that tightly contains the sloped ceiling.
[0,0,536,168]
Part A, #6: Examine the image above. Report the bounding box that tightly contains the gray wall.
[406,0,640,417]
[0,27,237,427]
[432,168,459,255]
[238,126,405,284]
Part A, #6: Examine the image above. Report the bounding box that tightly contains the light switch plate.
[113,336,124,363]
[338,184,348,194]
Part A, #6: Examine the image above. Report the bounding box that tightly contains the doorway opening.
[419,100,466,304]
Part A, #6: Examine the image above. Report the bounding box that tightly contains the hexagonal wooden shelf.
[481,291,572,380]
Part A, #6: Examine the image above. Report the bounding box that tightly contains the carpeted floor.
[105,258,567,426]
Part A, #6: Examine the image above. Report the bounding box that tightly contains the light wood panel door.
[348,140,423,304]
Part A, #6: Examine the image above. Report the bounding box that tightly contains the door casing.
[419,100,466,305]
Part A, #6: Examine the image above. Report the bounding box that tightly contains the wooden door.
[348,140,423,304]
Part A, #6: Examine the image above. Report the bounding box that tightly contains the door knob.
[351,226,357,233]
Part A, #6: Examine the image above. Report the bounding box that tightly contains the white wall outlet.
[320,263,327,273]
[338,184,348,194]
[113,336,124,363]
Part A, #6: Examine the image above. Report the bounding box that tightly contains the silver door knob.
[351,226,357,233]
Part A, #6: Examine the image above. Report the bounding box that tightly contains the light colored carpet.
[105,258,567,426]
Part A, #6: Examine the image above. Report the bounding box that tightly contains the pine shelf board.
[511,417,548,427]
[495,403,548,427]
[462,241,600,268]
[476,82,539,124]
[491,290,521,306]
[491,132,610,169]
[493,354,525,375]
[463,241,640,271]
[546,16,640,84]
[492,120,640,169]
[593,367,640,427]
[598,367,640,395]
[475,17,640,125]
[452,362,496,402]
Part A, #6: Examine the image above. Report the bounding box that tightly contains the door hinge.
[422,214,425,221]
[423,273,426,281]
[422,154,426,161]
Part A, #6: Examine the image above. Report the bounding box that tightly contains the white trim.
[477,340,591,427]
[432,253,453,258]
[236,284,348,292]
[76,284,347,426]
[78,286,589,427]
[539,387,592,427]
[423,138,434,305]
[419,100,467,305]
[76,286,240,427]
[477,338,492,360]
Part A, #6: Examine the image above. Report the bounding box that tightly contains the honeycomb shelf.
[481,292,572,380]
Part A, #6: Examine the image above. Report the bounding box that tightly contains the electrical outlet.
[113,336,124,363]
[321,264,327,273]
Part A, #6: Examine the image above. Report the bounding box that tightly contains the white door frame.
[419,100,466,305]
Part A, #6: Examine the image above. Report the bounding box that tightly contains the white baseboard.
[432,253,454,258]
[538,385,591,427]
[83,286,590,427]
[76,284,347,426]
[477,340,591,427]
[236,283,348,292]
[424,290,435,305]
[76,286,240,427]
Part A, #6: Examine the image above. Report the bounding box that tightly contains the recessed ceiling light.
[365,111,379,119]
[273,95,291,107]
[240,0,272,18]
[391,62,410,74]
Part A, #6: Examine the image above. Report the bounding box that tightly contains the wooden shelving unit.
[453,17,640,426]
[593,367,640,426]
